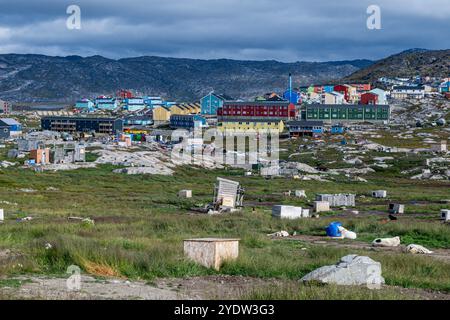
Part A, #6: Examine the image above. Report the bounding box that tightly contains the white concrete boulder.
[302,254,385,287]
[404,244,433,254]
[372,236,401,247]
[272,205,302,219]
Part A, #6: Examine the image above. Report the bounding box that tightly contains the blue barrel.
[326,222,342,237]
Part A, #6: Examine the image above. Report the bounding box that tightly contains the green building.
[304,104,390,122]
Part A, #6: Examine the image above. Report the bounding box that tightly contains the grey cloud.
[0,0,448,61]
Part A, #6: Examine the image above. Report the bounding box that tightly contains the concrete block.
[441,209,450,221]
[302,209,310,218]
[183,238,239,270]
[272,205,302,219]
[295,190,307,198]
[178,190,192,198]
[0,208,3,222]
[314,201,330,213]
[372,190,387,198]
[389,203,405,214]
[316,194,355,207]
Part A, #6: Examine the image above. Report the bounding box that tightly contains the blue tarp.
[326,221,342,237]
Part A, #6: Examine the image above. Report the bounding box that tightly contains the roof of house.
[41,116,121,121]
[220,118,283,123]
[306,104,390,109]
[153,106,171,112]
[392,85,425,90]
[288,120,324,127]
[223,101,291,106]
[0,118,21,126]
[202,93,234,101]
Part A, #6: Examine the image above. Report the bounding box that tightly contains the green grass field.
[0,158,449,299]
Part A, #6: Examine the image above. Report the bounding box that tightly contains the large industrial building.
[41,116,123,134]
[218,101,296,121]
[303,104,390,123]
[0,118,22,138]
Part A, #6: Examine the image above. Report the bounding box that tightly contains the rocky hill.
[344,49,450,83]
[0,54,372,103]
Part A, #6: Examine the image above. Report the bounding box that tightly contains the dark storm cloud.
[0,0,448,61]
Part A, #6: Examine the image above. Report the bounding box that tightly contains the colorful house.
[323,85,335,93]
[95,97,119,110]
[170,114,207,129]
[391,86,425,99]
[321,92,345,105]
[75,99,94,110]
[0,118,22,137]
[283,89,301,104]
[351,83,371,91]
[334,85,358,103]
[288,121,323,137]
[218,101,296,121]
[360,92,378,105]
[170,104,191,115]
[152,106,172,123]
[439,81,450,93]
[124,98,146,112]
[369,88,388,105]
[331,124,346,134]
[124,115,153,126]
[219,118,284,133]
[144,96,164,108]
[200,93,233,115]
[116,89,133,99]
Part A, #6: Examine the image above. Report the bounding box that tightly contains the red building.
[360,92,378,105]
[116,89,133,99]
[351,83,371,91]
[333,85,350,101]
[218,101,296,120]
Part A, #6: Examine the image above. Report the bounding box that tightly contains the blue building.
[200,93,232,115]
[95,97,119,110]
[331,124,345,134]
[439,81,450,93]
[288,120,323,137]
[170,114,207,129]
[41,116,123,134]
[75,99,94,111]
[283,89,300,104]
[0,118,22,138]
[124,115,153,126]
[323,85,334,93]
[144,96,164,108]
[124,98,146,112]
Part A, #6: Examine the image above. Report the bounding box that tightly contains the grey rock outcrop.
[301,255,385,287]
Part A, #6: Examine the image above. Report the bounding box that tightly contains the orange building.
[30,148,50,164]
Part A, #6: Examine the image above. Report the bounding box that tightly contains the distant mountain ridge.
[344,49,450,82]
[0,54,372,103]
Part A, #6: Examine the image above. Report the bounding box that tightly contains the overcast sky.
[0,0,448,62]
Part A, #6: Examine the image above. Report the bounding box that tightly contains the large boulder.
[301,255,385,287]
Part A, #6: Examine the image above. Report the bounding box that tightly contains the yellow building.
[169,104,189,115]
[219,119,284,133]
[186,103,201,114]
[345,85,359,103]
[170,103,201,115]
[152,106,171,122]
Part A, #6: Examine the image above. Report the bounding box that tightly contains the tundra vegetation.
[0,127,449,300]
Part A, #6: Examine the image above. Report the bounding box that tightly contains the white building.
[321,91,345,105]
[390,86,425,99]
[369,88,388,105]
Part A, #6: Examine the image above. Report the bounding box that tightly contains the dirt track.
[1,274,450,300]
[275,234,450,262]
